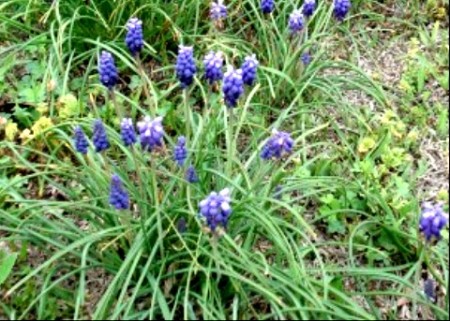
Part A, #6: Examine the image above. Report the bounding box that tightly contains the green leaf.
[327,215,346,234]
[0,252,18,286]
[13,106,39,127]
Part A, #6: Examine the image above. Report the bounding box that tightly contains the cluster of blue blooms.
[261,0,275,14]
[203,51,224,85]
[199,188,232,231]
[109,174,130,210]
[419,203,448,241]
[78,1,450,241]
[74,115,200,210]
[98,51,118,90]
[125,18,144,56]
[210,0,227,21]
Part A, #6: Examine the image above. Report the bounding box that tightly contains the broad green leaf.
[0,252,18,286]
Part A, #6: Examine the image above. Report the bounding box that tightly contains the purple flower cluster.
[203,51,224,84]
[186,165,199,183]
[241,55,259,86]
[109,174,129,210]
[174,136,188,166]
[289,9,305,34]
[261,129,294,160]
[74,126,89,154]
[137,116,165,151]
[261,0,275,14]
[199,188,232,231]
[424,279,436,303]
[301,52,312,65]
[302,0,316,17]
[92,119,110,153]
[125,17,144,56]
[120,118,137,147]
[419,203,448,241]
[223,67,244,108]
[98,51,119,90]
[210,0,227,21]
[333,0,351,21]
[176,46,197,89]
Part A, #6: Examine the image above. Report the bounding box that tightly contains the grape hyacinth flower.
[223,67,244,108]
[177,217,188,233]
[109,174,129,210]
[210,0,227,21]
[74,126,89,154]
[137,116,164,151]
[302,0,316,17]
[289,9,305,34]
[98,51,118,90]
[274,185,283,200]
[203,51,224,84]
[241,55,259,86]
[261,0,275,14]
[176,46,197,89]
[120,118,137,147]
[424,279,437,303]
[199,188,232,231]
[174,136,188,166]
[333,0,351,21]
[186,165,199,183]
[92,119,110,153]
[261,129,295,160]
[125,17,144,56]
[301,52,312,65]
[419,202,449,241]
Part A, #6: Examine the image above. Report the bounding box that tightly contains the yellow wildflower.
[31,116,53,136]
[57,93,79,119]
[36,103,49,115]
[5,122,19,141]
[406,130,419,143]
[358,137,376,154]
[20,129,33,142]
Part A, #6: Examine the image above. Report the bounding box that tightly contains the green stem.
[136,55,155,117]
[412,244,425,319]
[184,90,191,143]
[301,113,307,164]
[101,151,111,174]
[150,157,164,257]
[423,246,445,285]
[225,106,234,177]
[131,146,145,203]
[110,90,122,120]
[131,146,151,251]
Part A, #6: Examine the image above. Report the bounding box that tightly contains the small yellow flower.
[391,121,406,138]
[407,38,420,57]
[20,128,33,142]
[31,116,53,136]
[380,110,396,125]
[36,103,49,115]
[399,79,412,93]
[358,137,376,154]
[57,93,79,119]
[436,7,447,20]
[406,129,419,143]
[5,122,19,141]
